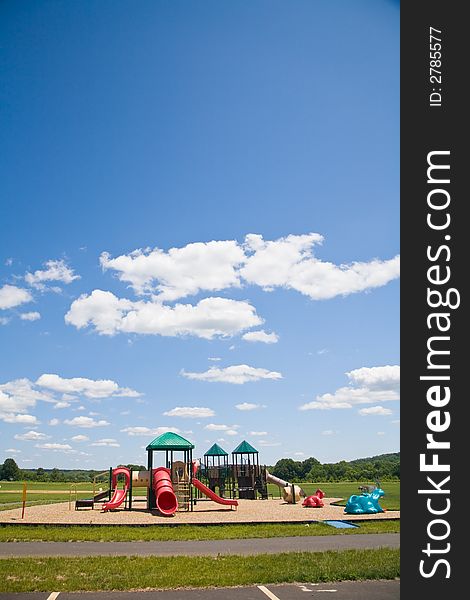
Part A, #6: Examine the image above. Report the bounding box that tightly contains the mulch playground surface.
[0,497,399,525]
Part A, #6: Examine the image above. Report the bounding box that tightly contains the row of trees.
[0,459,147,482]
[2,454,400,483]
[270,453,400,482]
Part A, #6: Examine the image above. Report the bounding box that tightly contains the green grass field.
[0,519,399,542]
[0,548,400,593]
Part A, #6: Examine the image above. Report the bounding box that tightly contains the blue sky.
[0,0,399,470]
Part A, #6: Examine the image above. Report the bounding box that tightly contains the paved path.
[0,533,399,558]
[0,580,400,600]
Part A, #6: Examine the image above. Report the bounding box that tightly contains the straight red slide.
[192,478,238,507]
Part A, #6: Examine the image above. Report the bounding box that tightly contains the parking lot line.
[258,585,282,600]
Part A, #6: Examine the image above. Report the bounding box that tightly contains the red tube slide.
[192,478,238,507]
[153,467,178,516]
[103,467,130,511]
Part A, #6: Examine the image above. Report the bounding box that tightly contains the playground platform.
[0,497,399,525]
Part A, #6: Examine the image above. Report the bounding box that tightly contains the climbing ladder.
[173,481,190,511]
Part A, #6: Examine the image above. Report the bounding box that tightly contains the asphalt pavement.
[0,580,400,600]
[0,533,399,557]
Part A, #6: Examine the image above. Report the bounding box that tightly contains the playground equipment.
[153,467,178,516]
[192,477,238,508]
[103,466,130,511]
[265,470,306,504]
[302,489,325,508]
[344,487,385,514]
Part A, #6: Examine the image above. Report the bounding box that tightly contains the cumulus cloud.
[235,402,266,411]
[64,416,110,428]
[299,365,400,411]
[162,407,215,418]
[99,234,399,302]
[359,406,393,416]
[1,414,39,425]
[25,259,80,289]
[249,431,268,436]
[36,443,74,451]
[71,435,89,442]
[241,233,400,300]
[20,312,41,321]
[0,378,53,417]
[181,364,282,385]
[204,424,239,436]
[65,291,262,339]
[242,330,279,344]
[14,430,50,441]
[36,373,141,399]
[100,240,245,300]
[258,440,281,447]
[90,438,120,447]
[0,285,33,310]
[120,426,181,437]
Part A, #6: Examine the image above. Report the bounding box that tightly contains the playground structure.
[344,486,385,514]
[79,432,315,516]
[265,469,306,504]
[302,489,325,508]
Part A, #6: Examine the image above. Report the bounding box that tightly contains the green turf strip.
[0,520,399,542]
[0,548,400,593]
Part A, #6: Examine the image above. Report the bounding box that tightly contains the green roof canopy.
[232,440,258,454]
[204,443,228,457]
[146,431,195,451]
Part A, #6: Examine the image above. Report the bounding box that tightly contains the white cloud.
[235,402,266,411]
[5,448,21,454]
[182,364,282,385]
[20,312,41,321]
[346,365,400,390]
[299,365,400,411]
[0,379,53,418]
[1,414,39,425]
[359,406,393,416]
[242,330,279,344]
[0,317,10,325]
[391,419,400,425]
[321,430,336,436]
[90,438,120,447]
[204,424,239,436]
[65,291,262,339]
[249,431,268,436]
[208,357,221,362]
[25,259,80,289]
[100,240,245,300]
[64,416,110,428]
[377,431,386,435]
[36,373,141,399]
[120,426,181,437]
[14,430,50,441]
[36,443,74,451]
[241,233,400,300]
[258,440,281,447]
[71,434,89,442]
[99,233,399,302]
[0,285,33,310]
[163,407,215,419]
[53,401,71,409]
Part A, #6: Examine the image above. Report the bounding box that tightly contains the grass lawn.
[0,519,399,542]
[0,548,400,593]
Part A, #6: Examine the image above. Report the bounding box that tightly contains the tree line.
[1,453,400,483]
[270,452,400,482]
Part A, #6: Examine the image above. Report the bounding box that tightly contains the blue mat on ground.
[323,520,359,529]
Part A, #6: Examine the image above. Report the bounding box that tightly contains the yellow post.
[69,486,72,511]
[21,482,27,519]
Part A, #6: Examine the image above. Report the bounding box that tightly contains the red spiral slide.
[192,478,238,507]
[103,467,130,511]
[153,467,178,516]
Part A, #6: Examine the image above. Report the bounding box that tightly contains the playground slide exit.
[192,478,238,507]
[102,487,128,511]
